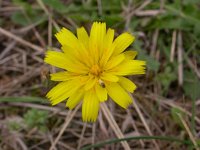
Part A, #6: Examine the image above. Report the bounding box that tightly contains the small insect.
[98,79,105,88]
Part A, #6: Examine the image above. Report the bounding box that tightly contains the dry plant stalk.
[170,30,177,62]
[77,122,87,150]
[101,102,131,150]
[0,27,44,53]
[177,31,183,86]
[178,114,199,150]
[49,103,81,150]
[131,96,160,150]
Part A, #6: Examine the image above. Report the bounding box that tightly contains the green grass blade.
[81,136,195,150]
[0,96,48,104]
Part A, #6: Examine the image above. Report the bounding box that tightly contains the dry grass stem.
[127,110,145,147]
[101,103,131,150]
[49,103,81,150]
[10,102,69,117]
[48,14,53,47]
[97,0,102,16]
[0,1,199,149]
[147,94,200,124]
[177,31,183,86]
[185,56,200,79]
[131,96,160,150]
[150,29,159,56]
[0,41,16,60]
[170,30,177,62]
[127,0,152,18]
[36,0,60,31]
[0,27,44,53]
[135,10,165,16]
[77,122,87,150]
[92,123,96,150]
[178,114,199,150]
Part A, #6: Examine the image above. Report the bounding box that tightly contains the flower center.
[90,64,102,76]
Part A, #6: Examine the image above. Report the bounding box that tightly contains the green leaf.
[183,71,200,100]
[11,12,29,26]
[43,0,69,13]
[0,18,3,26]
[11,0,47,26]
[183,0,200,4]
[155,65,177,95]
[171,107,185,128]
[8,120,23,131]
[133,40,160,72]
[24,108,49,131]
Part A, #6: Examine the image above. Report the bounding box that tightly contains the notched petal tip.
[82,90,99,122]
[112,32,135,55]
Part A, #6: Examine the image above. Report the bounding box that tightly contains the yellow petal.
[55,27,78,47]
[46,80,81,105]
[44,51,68,70]
[95,83,107,102]
[82,89,100,122]
[103,28,115,52]
[62,45,91,67]
[104,54,125,70]
[109,60,146,76]
[66,89,83,109]
[91,22,106,49]
[106,82,132,108]
[100,28,115,67]
[61,45,79,59]
[100,72,119,82]
[55,28,90,64]
[89,22,106,63]
[77,27,89,49]
[50,72,77,81]
[123,50,138,59]
[118,77,137,93]
[44,51,88,74]
[112,32,135,55]
[84,76,97,90]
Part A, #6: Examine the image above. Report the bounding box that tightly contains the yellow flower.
[44,22,146,122]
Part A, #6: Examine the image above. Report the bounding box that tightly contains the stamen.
[90,64,102,76]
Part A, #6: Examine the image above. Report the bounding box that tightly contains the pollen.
[90,64,102,76]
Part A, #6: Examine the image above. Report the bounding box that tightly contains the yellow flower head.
[44,22,146,122]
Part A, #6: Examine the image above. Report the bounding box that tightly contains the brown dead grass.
[0,0,199,150]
